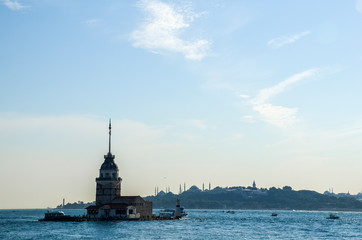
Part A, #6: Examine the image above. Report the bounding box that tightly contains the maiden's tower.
[86,120,153,220]
[95,120,121,205]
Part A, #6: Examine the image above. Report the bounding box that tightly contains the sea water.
[0,209,361,239]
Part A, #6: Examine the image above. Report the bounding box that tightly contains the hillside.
[145,186,362,211]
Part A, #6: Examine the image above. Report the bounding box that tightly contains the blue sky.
[1,0,362,208]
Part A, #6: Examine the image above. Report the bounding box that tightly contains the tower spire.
[108,118,112,153]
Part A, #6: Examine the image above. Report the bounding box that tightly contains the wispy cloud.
[241,115,254,123]
[252,103,298,128]
[230,133,243,140]
[187,119,216,130]
[267,31,311,49]
[250,68,319,128]
[1,0,27,10]
[187,119,208,130]
[84,19,100,27]
[239,94,250,99]
[356,0,362,14]
[254,68,318,104]
[336,127,362,137]
[130,0,211,60]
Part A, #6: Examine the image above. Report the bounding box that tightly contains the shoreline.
[2,208,362,212]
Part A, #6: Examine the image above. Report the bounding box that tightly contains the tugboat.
[39,210,86,222]
[326,213,339,219]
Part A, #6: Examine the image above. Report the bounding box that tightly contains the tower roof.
[100,152,118,170]
[100,119,118,170]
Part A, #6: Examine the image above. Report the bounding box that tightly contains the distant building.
[189,185,201,192]
[86,120,152,220]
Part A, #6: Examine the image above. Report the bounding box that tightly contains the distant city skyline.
[1,0,362,209]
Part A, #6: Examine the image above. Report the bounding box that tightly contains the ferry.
[38,211,86,222]
[159,209,175,219]
[159,207,188,219]
[179,206,188,217]
[157,198,188,219]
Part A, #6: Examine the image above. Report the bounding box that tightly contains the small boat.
[326,213,339,219]
[271,212,278,217]
[39,210,86,222]
[226,210,235,214]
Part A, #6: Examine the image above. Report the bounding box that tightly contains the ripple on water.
[0,209,361,239]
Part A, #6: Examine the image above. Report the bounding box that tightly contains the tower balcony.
[96,177,122,182]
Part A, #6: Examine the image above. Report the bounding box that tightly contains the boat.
[158,198,187,219]
[226,210,235,214]
[38,210,86,222]
[179,207,188,217]
[159,209,175,219]
[271,212,278,217]
[158,207,188,219]
[326,213,339,219]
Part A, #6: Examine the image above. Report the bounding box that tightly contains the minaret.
[95,119,122,205]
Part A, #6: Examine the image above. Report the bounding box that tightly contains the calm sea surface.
[0,209,361,239]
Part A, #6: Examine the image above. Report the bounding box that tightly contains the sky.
[1,0,362,209]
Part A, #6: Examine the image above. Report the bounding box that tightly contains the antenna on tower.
[108,118,112,153]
